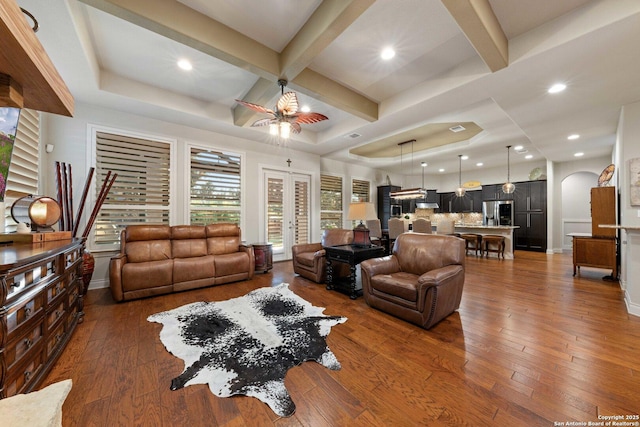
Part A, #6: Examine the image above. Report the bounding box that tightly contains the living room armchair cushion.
[361,233,465,329]
[292,229,353,283]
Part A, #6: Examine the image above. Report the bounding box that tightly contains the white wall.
[617,101,640,316]
[560,171,598,250]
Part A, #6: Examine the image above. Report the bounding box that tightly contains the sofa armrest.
[239,244,255,278]
[416,265,465,319]
[109,253,128,302]
[360,255,399,277]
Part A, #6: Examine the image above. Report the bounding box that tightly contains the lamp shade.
[347,202,377,222]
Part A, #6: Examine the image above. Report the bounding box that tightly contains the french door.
[264,169,311,261]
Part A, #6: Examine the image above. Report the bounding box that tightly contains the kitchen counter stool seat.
[460,233,482,256]
[482,234,505,259]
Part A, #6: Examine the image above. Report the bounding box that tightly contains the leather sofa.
[291,228,353,283]
[109,223,254,302]
[360,233,465,329]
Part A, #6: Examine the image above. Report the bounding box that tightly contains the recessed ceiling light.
[548,83,566,94]
[381,47,395,60]
[567,134,580,140]
[300,105,311,113]
[574,152,584,157]
[421,162,427,167]
[476,162,483,167]
[513,145,524,151]
[525,154,533,159]
[177,59,192,71]
[461,155,469,160]
[438,168,445,173]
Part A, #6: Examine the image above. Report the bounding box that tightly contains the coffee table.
[324,244,385,299]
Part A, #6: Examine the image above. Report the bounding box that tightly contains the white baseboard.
[88,279,109,290]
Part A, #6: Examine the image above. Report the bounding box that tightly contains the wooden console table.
[0,239,84,398]
[324,244,384,299]
[568,233,617,280]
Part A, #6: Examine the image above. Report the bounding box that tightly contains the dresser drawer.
[4,347,45,398]
[5,291,45,336]
[46,321,67,359]
[46,300,65,331]
[4,319,44,371]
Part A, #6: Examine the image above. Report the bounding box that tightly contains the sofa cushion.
[214,252,250,277]
[173,255,215,283]
[172,239,208,258]
[126,240,172,263]
[171,225,206,239]
[296,252,316,268]
[206,223,241,255]
[125,224,171,241]
[370,272,418,302]
[122,259,173,291]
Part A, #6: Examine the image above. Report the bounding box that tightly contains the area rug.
[147,283,347,417]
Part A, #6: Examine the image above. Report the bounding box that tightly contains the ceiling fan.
[235,79,328,138]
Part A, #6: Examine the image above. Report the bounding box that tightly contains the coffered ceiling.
[15,0,640,175]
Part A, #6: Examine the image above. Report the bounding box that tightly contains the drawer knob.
[24,371,32,382]
[24,338,33,348]
[24,307,32,318]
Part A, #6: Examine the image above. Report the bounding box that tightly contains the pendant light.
[502,145,516,194]
[390,139,426,200]
[455,154,466,197]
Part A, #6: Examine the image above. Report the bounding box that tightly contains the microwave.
[390,204,402,217]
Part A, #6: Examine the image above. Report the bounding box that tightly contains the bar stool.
[459,233,482,256]
[482,235,505,259]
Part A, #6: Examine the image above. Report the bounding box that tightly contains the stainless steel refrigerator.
[483,200,514,226]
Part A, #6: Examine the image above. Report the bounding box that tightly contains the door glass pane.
[267,177,284,250]
[294,178,309,245]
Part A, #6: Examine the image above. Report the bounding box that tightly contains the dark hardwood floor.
[42,251,640,426]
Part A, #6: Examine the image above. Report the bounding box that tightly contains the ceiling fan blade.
[277,92,299,116]
[250,118,274,127]
[235,99,274,115]
[291,122,302,134]
[295,112,329,124]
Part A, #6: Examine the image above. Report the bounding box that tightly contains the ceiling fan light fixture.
[235,79,328,139]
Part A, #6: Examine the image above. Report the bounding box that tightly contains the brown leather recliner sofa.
[360,233,465,329]
[109,223,254,302]
[291,228,353,283]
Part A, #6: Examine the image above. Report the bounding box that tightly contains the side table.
[252,242,273,273]
[324,244,385,299]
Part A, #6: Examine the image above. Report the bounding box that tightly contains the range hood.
[416,190,439,209]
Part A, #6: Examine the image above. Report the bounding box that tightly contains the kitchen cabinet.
[513,180,547,252]
[439,190,481,213]
[438,192,455,213]
[377,185,400,230]
[481,184,513,201]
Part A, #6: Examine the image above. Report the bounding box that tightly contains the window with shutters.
[190,147,241,225]
[351,179,370,202]
[320,174,342,229]
[3,109,39,232]
[92,130,172,248]
[266,176,283,247]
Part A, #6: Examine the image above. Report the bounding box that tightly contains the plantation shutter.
[190,147,241,225]
[93,131,171,247]
[4,109,39,231]
[266,176,283,247]
[320,174,342,229]
[294,179,309,244]
[351,179,370,202]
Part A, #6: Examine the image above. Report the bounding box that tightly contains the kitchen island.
[446,225,518,259]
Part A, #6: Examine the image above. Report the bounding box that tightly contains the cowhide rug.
[147,283,347,417]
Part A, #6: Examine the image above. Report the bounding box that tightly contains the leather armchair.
[360,233,465,329]
[292,228,353,283]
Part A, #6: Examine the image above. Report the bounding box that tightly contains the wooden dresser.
[571,187,617,279]
[0,239,84,398]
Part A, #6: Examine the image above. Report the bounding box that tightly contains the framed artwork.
[630,158,640,206]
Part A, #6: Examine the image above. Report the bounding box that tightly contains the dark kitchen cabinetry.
[438,190,481,213]
[377,185,400,230]
[513,181,547,252]
[482,184,514,201]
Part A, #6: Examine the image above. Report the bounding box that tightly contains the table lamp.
[347,202,377,246]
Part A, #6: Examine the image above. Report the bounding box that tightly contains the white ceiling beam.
[78,0,378,125]
[441,0,508,72]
